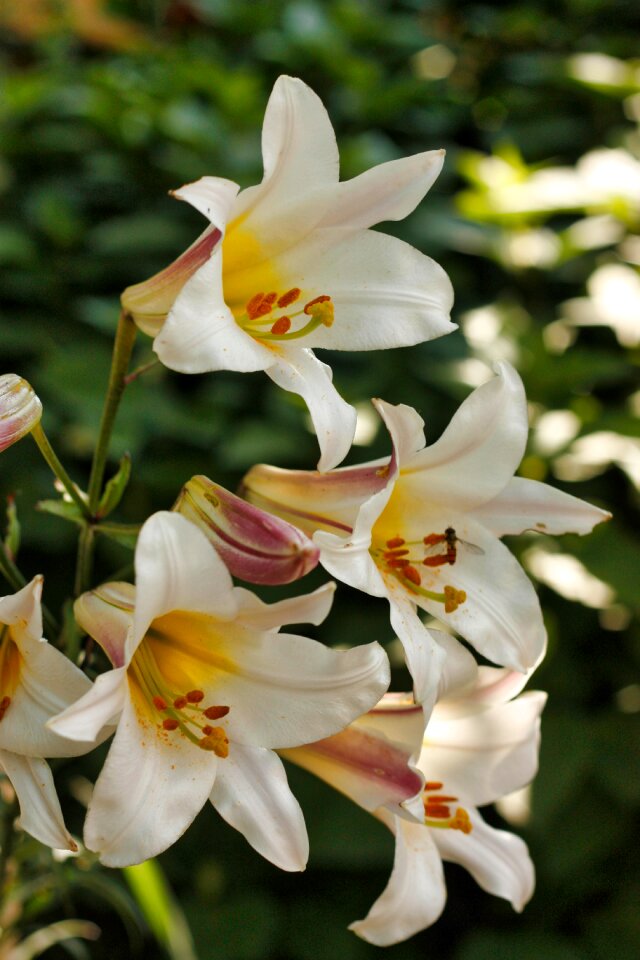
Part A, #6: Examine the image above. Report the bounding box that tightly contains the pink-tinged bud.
[0,374,43,453]
[174,475,320,585]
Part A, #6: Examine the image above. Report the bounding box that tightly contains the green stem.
[0,796,18,900]
[87,311,137,515]
[96,521,142,538]
[30,423,91,520]
[74,524,95,597]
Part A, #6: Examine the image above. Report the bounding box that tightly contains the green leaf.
[36,499,85,528]
[123,859,197,960]
[97,453,132,519]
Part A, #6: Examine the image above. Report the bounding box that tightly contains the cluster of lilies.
[0,77,608,945]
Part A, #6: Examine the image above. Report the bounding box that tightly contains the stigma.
[239,288,334,343]
[423,781,472,834]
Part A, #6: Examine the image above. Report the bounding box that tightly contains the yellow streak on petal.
[222,225,282,316]
[144,611,238,692]
[0,625,22,698]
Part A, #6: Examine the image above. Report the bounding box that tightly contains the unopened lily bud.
[0,374,43,453]
[174,475,320,585]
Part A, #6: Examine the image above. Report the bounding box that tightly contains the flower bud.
[0,374,43,453]
[174,476,320,585]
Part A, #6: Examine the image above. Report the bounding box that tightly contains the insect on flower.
[421,527,485,567]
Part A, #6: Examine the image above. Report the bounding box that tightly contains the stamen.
[173,696,188,709]
[386,537,406,549]
[451,808,472,834]
[424,804,451,819]
[271,316,291,335]
[186,690,205,703]
[384,548,410,558]
[424,781,443,791]
[277,288,301,308]
[423,781,472,834]
[203,705,230,720]
[403,565,422,586]
[387,557,410,568]
[152,696,167,711]
[162,718,180,731]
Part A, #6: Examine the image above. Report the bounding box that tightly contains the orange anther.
[404,565,422,586]
[202,725,213,736]
[451,808,472,834]
[424,533,445,546]
[246,292,265,317]
[271,316,292,335]
[385,548,409,558]
[428,795,458,803]
[173,696,187,709]
[152,696,167,711]
[277,288,301,308]
[162,718,179,731]
[304,294,331,314]
[424,803,451,819]
[203,705,230,720]
[386,537,406,549]
[424,781,443,791]
[387,557,410,568]
[186,690,205,703]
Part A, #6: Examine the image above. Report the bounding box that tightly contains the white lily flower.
[285,637,546,946]
[122,75,455,471]
[0,577,97,851]
[242,361,610,706]
[48,511,389,869]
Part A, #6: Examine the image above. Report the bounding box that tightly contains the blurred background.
[0,1,638,958]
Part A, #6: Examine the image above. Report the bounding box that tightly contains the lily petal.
[47,668,127,743]
[0,576,43,648]
[263,228,455,352]
[217,629,389,750]
[171,176,240,227]
[424,691,546,806]
[471,476,611,536]
[0,750,77,851]
[349,812,446,947]
[266,348,357,472]
[391,362,528,511]
[241,460,389,537]
[433,808,534,912]
[233,582,335,631]
[387,586,446,711]
[131,512,236,657]
[210,744,308,872]
[155,253,273,374]
[409,513,547,674]
[319,150,446,230]
[74,583,134,668]
[283,723,423,818]
[84,694,217,867]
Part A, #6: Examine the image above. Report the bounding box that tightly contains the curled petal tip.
[174,476,320,585]
[0,374,43,453]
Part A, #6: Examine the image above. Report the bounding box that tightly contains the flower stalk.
[30,423,91,520]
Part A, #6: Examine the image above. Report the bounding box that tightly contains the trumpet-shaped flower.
[285,637,545,946]
[0,374,42,453]
[122,76,455,471]
[48,511,389,869]
[0,577,97,851]
[173,475,319,585]
[242,362,610,706]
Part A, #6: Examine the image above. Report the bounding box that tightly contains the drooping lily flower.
[121,76,455,471]
[0,577,98,851]
[242,362,610,706]
[284,637,545,946]
[0,374,42,454]
[173,475,319,585]
[48,511,389,869]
